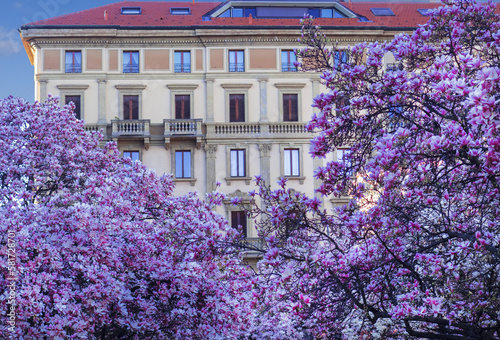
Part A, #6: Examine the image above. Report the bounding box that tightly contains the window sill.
[283,176,305,185]
[173,178,197,186]
[225,177,252,185]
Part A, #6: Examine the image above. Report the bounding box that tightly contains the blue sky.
[0,0,210,101]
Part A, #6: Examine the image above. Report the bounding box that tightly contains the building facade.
[20,0,437,240]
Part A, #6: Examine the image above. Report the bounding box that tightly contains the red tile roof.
[21,1,443,29]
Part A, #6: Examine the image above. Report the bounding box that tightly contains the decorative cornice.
[221,83,253,89]
[57,84,89,90]
[115,84,147,91]
[274,83,306,89]
[166,84,199,91]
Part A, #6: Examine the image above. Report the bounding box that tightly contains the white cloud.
[0,26,23,56]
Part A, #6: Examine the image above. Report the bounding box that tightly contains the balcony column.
[259,78,268,122]
[204,144,218,193]
[312,77,323,202]
[205,78,214,123]
[97,78,107,125]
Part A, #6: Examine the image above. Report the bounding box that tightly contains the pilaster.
[204,143,218,193]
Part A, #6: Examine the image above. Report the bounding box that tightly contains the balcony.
[123,64,139,73]
[174,63,191,73]
[206,122,313,140]
[229,62,245,72]
[281,63,298,72]
[111,119,151,149]
[164,119,203,149]
[65,63,81,73]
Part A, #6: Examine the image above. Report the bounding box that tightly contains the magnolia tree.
[0,96,254,339]
[242,0,500,339]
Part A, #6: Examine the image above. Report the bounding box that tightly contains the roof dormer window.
[371,8,395,16]
[121,7,141,15]
[170,7,191,15]
[417,8,432,16]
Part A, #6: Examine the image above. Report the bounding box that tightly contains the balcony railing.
[206,122,312,138]
[111,120,150,137]
[164,119,203,149]
[65,63,82,73]
[123,64,139,73]
[213,123,261,135]
[164,119,202,136]
[281,63,298,72]
[229,63,245,72]
[174,63,191,73]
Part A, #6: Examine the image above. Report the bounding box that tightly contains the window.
[123,51,139,73]
[417,8,432,16]
[229,94,245,122]
[174,51,191,73]
[121,7,141,14]
[123,151,140,162]
[336,148,352,174]
[230,149,246,177]
[123,95,139,120]
[175,150,191,178]
[281,50,297,72]
[170,7,190,15]
[65,51,81,73]
[229,50,244,72]
[231,211,247,238]
[175,95,190,119]
[284,148,300,177]
[275,83,305,122]
[283,94,298,122]
[65,95,81,119]
[334,50,349,69]
[371,8,395,16]
[309,8,347,18]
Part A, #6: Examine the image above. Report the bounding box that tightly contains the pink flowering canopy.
[0,96,254,339]
[246,0,500,339]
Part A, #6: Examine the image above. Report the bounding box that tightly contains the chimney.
[104,10,108,20]
[249,13,253,24]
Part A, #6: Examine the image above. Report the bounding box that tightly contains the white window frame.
[57,85,89,121]
[221,84,252,123]
[225,144,251,185]
[115,85,147,120]
[171,145,196,186]
[275,83,305,122]
[280,144,305,184]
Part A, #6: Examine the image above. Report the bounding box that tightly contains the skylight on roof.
[170,7,191,15]
[121,7,141,15]
[417,9,432,16]
[371,8,394,16]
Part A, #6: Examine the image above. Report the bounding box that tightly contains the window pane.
[174,51,191,73]
[124,151,139,162]
[230,94,244,122]
[123,95,139,120]
[123,51,139,73]
[321,8,333,18]
[284,149,291,176]
[183,151,191,178]
[232,7,243,17]
[65,95,81,119]
[231,211,247,238]
[230,150,238,177]
[229,50,244,72]
[65,51,81,73]
[292,149,299,176]
[175,95,190,119]
[175,151,183,177]
[238,150,245,176]
[283,94,298,121]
